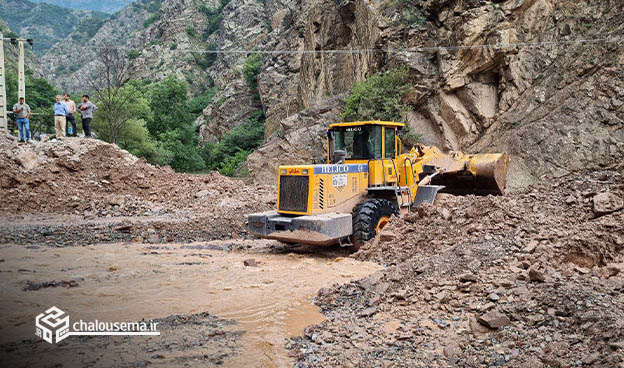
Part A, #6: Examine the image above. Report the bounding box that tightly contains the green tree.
[147,75,192,136]
[341,67,411,122]
[201,111,265,175]
[117,118,170,165]
[156,124,205,172]
[91,83,152,143]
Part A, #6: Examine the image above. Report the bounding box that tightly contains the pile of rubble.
[289,168,624,367]
[0,134,274,242]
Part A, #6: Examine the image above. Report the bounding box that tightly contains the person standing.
[63,94,77,137]
[53,95,69,139]
[12,97,31,143]
[77,95,97,138]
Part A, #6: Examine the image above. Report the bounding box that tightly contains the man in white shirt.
[63,94,77,137]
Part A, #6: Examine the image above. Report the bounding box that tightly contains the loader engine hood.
[276,164,369,216]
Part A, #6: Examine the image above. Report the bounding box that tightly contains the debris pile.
[0,134,275,244]
[289,169,624,367]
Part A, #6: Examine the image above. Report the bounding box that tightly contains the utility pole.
[18,39,24,99]
[0,32,6,131]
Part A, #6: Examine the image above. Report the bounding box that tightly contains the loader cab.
[327,121,403,164]
[328,121,405,188]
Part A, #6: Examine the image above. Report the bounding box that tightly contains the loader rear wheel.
[351,199,398,251]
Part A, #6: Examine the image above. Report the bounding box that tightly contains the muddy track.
[0,240,380,367]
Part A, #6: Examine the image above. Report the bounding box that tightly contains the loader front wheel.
[351,199,398,251]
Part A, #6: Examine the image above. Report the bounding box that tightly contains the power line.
[78,37,623,55]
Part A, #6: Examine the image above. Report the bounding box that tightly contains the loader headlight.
[302,169,309,175]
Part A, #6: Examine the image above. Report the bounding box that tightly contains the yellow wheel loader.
[248,121,508,250]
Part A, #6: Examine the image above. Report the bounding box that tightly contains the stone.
[525,314,545,326]
[606,264,622,277]
[439,92,473,138]
[488,293,500,302]
[478,311,510,329]
[357,307,377,318]
[593,192,623,216]
[457,82,498,123]
[443,342,462,359]
[459,273,478,283]
[15,151,39,170]
[582,353,600,365]
[195,190,211,198]
[469,317,492,337]
[528,267,546,282]
[243,259,258,267]
[379,230,396,242]
[565,195,576,205]
[108,196,125,207]
[523,240,538,253]
[440,208,452,221]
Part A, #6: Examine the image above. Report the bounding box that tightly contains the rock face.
[247,96,344,183]
[40,0,624,188]
[41,0,214,94]
[244,0,624,186]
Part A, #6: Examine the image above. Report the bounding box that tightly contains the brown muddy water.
[0,240,381,367]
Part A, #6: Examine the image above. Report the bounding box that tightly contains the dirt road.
[0,239,380,367]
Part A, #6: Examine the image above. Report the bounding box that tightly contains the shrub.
[128,49,141,60]
[341,67,411,122]
[199,0,230,38]
[188,87,217,117]
[218,150,249,176]
[144,13,159,28]
[186,26,198,38]
[242,53,263,90]
[201,110,265,176]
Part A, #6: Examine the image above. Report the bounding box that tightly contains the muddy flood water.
[0,240,381,367]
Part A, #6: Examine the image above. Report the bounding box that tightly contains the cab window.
[384,127,396,158]
[334,125,382,160]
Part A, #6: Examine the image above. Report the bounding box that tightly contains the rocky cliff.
[34,0,624,189]
[40,0,214,94]
[238,0,624,188]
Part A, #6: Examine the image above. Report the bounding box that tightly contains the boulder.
[593,192,623,216]
[15,151,39,170]
[243,259,258,267]
[528,267,546,282]
[379,230,396,242]
[459,273,478,283]
[477,310,510,329]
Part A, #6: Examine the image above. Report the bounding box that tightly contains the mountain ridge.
[30,0,134,13]
[0,0,108,54]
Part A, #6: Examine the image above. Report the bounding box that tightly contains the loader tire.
[351,199,398,251]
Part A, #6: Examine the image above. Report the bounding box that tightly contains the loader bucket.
[432,153,509,196]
